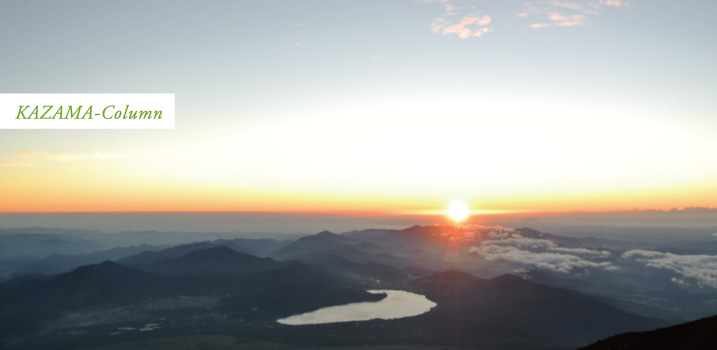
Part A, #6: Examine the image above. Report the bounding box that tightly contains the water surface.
[277,290,436,325]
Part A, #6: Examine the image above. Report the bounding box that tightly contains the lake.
[277,290,436,325]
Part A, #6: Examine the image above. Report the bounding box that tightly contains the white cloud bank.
[622,250,717,289]
[470,233,615,273]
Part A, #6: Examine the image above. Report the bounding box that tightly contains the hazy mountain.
[136,246,289,277]
[268,230,363,260]
[117,241,221,265]
[310,255,416,287]
[0,228,105,260]
[581,314,717,350]
[288,245,418,268]
[118,238,284,265]
[0,244,164,277]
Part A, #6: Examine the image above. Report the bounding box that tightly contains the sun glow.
[446,202,471,222]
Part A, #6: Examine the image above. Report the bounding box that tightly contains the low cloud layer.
[470,232,615,273]
[622,250,717,288]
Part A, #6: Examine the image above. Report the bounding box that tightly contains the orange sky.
[2,1,717,216]
[2,159,716,213]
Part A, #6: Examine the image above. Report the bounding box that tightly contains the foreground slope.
[580,314,717,350]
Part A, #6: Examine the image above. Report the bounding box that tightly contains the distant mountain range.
[2,225,715,349]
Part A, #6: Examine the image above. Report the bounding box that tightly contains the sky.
[1,0,716,214]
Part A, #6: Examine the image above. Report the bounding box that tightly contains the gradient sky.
[1,0,716,213]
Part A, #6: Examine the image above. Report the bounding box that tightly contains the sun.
[446,201,471,222]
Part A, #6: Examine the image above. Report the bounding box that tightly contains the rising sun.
[446,201,471,222]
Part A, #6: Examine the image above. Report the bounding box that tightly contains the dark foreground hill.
[405,271,665,348]
[580,314,717,350]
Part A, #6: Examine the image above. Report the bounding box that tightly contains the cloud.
[421,1,493,38]
[469,232,616,273]
[551,246,611,257]
[16,151,125,161]
[471,244,615,273]
[518,0,629,29]
[601,0,629,7]
[0,160,32,167]
[623,250,717,288]
[431,15,493,39]
[551,1,583,10]
[548,12,586,26]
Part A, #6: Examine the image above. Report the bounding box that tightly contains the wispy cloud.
[423,0,628,37]
[623,250,717,288]
[431,15,493,39]
[517,0,629,29]
[602,0,630,7]
[422,0,493,39]
[0,160,33,167]
[470,232,615,273]
[16,151,126,161]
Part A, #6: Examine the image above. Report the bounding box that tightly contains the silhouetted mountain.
[1,273,54,286]
[117,237,285,266]
[521,267,597,292]
[0,252,362,342]
[581,314,717,350]
[2,261,181,309]
[2,224,699,350]
[344,225,483,248]
[0,244,165,277]
[311,255,412,287]
[243,259,337,289]
[268,230,362,260]
[117,241,220,265]
[343,228,395,239]
[286,245,418,269]
[137,246,288,277]
[0,229,104,260]
[0,261,186,338]
[406,271,666,348]
[211,238,287,256]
